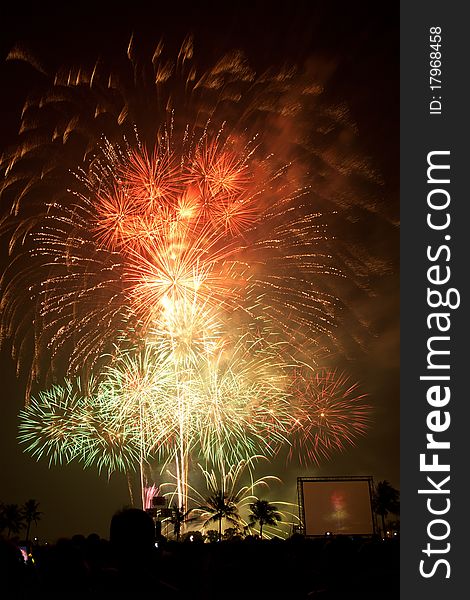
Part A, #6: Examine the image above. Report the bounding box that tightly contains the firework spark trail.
[144,483,160,510]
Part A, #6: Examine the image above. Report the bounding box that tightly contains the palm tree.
[199,490,241,541]
[248,499,282,539]
[372,480,400,536]
[22,499,42,542]
[3,504,24,538]
[169,505,194,541]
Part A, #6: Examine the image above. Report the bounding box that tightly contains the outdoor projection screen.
[298,477,375,536]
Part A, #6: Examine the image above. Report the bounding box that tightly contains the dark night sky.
[0,2,399,541]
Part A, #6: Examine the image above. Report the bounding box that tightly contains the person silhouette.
[107,508,179,598]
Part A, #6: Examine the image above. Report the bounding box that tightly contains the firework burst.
[288,369,371,464]
[18,378,142,475]
[0,34,376,391]
[4,36,378,510]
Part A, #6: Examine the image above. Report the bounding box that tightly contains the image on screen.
[300,478,374,536]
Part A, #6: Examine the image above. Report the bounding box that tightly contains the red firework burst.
[287,369,371,464]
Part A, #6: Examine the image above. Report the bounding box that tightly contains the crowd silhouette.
[1,506,399,599]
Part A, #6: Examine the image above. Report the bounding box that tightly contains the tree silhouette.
[222,527,242,541]
[169,505,194,541]
[199,490,241,541]
[22,499,42,542]
[205,529,220,543]
[3,504,24,538]
[248,499,282,539]
[372,480,400,536]
[181,530,205,543]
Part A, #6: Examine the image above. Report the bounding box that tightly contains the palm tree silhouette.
[199,490,241,541]
[23,499,42,542]
[3,504,24,538]
[248,499,282,539]
[372,480,400,536]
